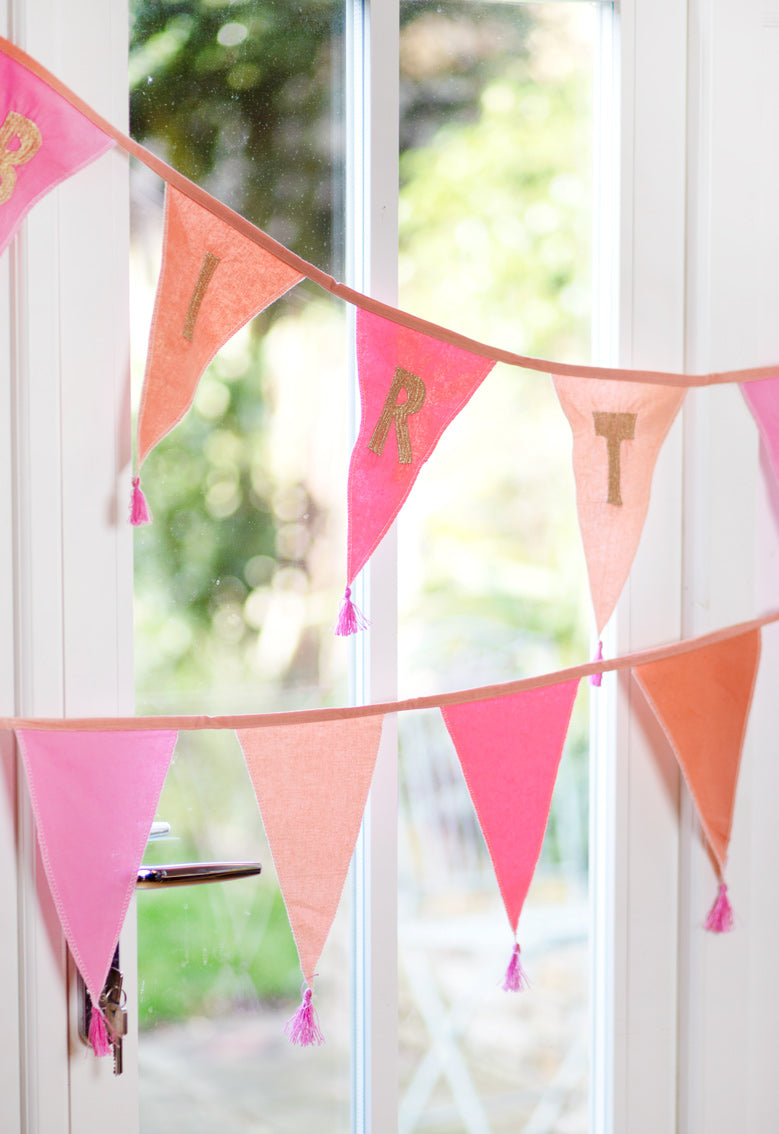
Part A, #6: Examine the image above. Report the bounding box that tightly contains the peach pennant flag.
[236,715,385,1044]
[131,184,304,523]
[633,627,761,931]
[0,48,113,255]
[15,728,177,1055]
[553,375,686,645]
[336,309,495,634]
[441,679,579,989]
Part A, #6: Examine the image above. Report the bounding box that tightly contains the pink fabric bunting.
[0,50,113,255]
[441,680,579,982]
[16,728,177,1008]
[553,375,686,636]
[343,310,495,617]
[236,716,385,1041]
[741,376,779,491]
[133,185,304,515]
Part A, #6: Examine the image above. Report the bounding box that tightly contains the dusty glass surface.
[396,4,594,1130]
[130,3,351,1130]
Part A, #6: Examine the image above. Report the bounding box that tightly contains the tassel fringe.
[130,477,151,526]
[705,883,734,933]
[284,986,324,1047]
[88,1008,112,1057]
[589,641,604,687]
[334,587,368,637]
[502,942,530,992]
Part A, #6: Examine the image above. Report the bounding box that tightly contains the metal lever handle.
[137,862,261,888]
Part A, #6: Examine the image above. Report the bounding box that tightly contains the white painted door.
[0,1,135,1131]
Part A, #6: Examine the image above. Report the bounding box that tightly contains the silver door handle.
[136,862,261,888]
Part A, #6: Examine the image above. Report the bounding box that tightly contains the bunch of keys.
[97,961,128,1075]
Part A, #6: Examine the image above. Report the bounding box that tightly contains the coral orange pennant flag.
[16,728,177,1052]
[633,628,761,930]
[337,310,495,633]
[441,680,579,988]
[236,716,385,1043]
[132,185,304,522]
[0,48,113,255]
[553,375,686,638]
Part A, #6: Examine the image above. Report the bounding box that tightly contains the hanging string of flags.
[3,35,778,639]
[0,36,776,1051]
[5,612,774,1047]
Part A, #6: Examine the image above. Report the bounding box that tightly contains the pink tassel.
[130,477,151,526]
[589,641,604,687]
[502,942,530,992]
[88,1008,112,1057]
[334,587,368,637]
[705,883,734,933]
[283,986,324,1047]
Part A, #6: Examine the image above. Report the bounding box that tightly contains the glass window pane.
[397,4,594,1129]
[129,3,350,1128]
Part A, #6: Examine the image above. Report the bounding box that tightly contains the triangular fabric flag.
[337,309,495,632]
[741,375,779,491]
[441,679,579,987]
[0,48,113,255]
[16,728,177,1042]
[553,375,686,637]
[132,184,304,521]
[633,628,761,930]
[236,715,385,1043]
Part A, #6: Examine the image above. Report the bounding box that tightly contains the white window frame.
[3,1,779,1132]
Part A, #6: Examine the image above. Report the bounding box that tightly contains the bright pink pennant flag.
[337,310,495,632]
[741,376,779,491]
[16,728,177,1047]
[131,184,304,522]
[0,49,113,255]
[633,628,761,931]
[236,715,384,1044]
[441,680,579,988]
[553,375,686,640]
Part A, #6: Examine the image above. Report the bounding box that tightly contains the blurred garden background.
[129,2,595,1129]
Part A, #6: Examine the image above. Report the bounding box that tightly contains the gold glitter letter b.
[368,367,426,464]
[592,411,637,506]
[0,111,42,206]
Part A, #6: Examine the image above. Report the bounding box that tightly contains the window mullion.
[346,2,400,1133]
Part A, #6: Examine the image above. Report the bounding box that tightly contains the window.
[3,3,779,1133]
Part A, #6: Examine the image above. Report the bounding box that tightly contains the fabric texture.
[441,680,579,936]
[237,716,385,986]
[136,184,303,471]
[0,50,113,255]
[346,309,495,585]
[16,728,177,1004]
[741,376,779,491]
[633,629,761,875]
[553,375,686,635]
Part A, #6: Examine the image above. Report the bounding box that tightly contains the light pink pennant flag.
[633,628,761,931]
[337,310,494,632]
[741,376,779,491]
[0,49,113,255]
[16,729,177,1028]
[131,184,304,522]
[441,679,579,989]
[236,716,384,1044]
[553,375,686,637]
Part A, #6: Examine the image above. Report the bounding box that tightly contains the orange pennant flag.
[236,715,385,1043]
[633,628,761,929]
[553,376,686,637]
[132,185,303,522]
